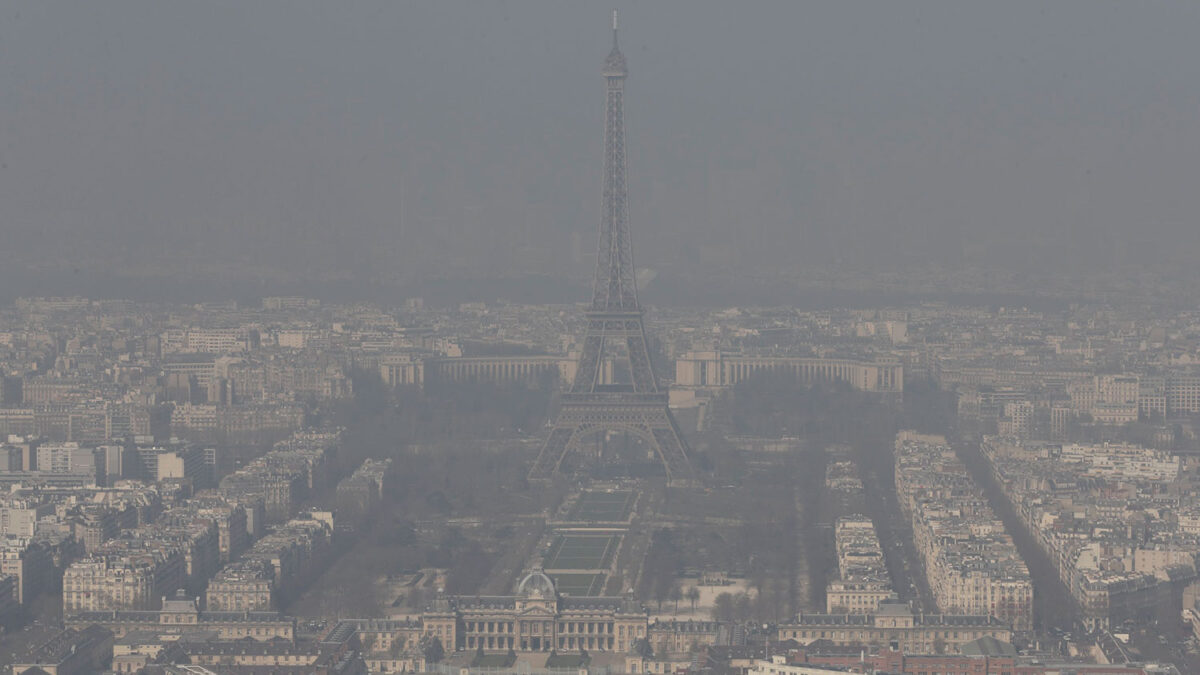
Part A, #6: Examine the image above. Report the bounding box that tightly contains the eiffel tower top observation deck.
[592,10,638,315]
[603,11,627,78]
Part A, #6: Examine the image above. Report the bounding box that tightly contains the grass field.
[549,573,607,596]
[567,490,634,522]
[544,534,620,571]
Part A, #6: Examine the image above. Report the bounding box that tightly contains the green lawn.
[544,534,620,571]
[549,573,606,596]
[567,490,633,521]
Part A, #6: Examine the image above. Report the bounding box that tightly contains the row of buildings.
[376,350,904,408]
[0,402,151,445]
[33,428,339,618]
[19,295,1200,443]
[894,432,1034,632]
[335,457,395,527]
[956,372,1200,441]
[0,479,180,629]
[9,622,1181,675]
[218,428,342,522]
[776,598,1013,655]
[205,513,334,613]
[826,516,895,614]
[0,298,365,450]
[0,436,224,491]
[980,437,1199,631]
[751,648,1179,675]
[821,458,896,615]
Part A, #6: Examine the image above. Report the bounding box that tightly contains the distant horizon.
[0,265,1177,313]
[4,3,1200,297]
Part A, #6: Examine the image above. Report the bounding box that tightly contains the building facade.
[777,601,1013,655]
[675,351,903,393]
[452,570,647,654]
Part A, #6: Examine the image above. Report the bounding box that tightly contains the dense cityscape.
[4,3,1200,675]
[0,291,1198,674]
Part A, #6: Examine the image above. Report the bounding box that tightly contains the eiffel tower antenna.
[530,13,695,484]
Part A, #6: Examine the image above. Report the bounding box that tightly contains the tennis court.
[549,573,607,596]
[567,490,634,522]
[544,534,620,571]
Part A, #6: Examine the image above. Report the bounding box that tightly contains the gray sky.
[2,2,1200,300]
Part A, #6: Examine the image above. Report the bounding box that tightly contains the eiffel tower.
[529,12,695,484]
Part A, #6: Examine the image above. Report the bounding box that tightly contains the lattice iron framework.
[530,13,695,484]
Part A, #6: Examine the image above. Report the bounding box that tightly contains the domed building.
[517,568,557,600]
[449,567,648,654]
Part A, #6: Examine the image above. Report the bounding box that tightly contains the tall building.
[35,442,101,484]
[1166,373,1200,416]
[530,12,694,483]
[126,443,210,485]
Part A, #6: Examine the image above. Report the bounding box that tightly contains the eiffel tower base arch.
[529,394,695,485]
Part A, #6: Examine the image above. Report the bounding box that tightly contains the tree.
[686,586,701,614]
[635,638,653,659]
[670,585,683,614]
[423,637,445,664]
[733,593,753,623]
[640,529,682,610]
[711,593,734,622]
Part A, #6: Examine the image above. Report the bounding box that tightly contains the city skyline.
[4,4,1200,674]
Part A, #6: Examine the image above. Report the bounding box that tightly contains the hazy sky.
[3,2,1200,299]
